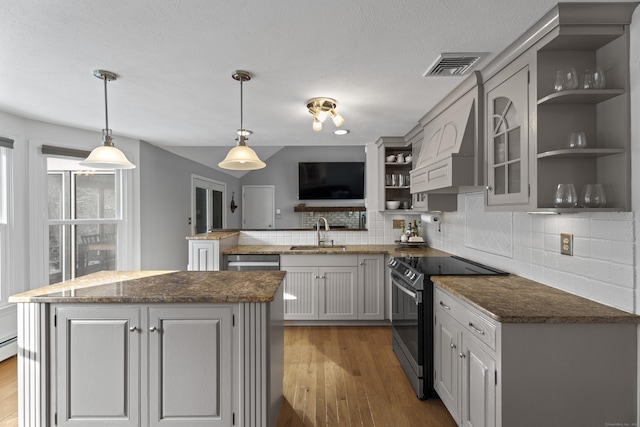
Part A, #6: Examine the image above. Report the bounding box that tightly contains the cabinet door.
[55,306,140,426]
[148,306,234,427]
[283,266,318,320]
[434,312,461,423]
[318,266,358,320]
[486,65,530,208]
[461,334,496,427]
[188,240,217,271]
[357,255,384,320]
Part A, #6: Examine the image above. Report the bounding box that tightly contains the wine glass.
[581,184,607,208]
[553,184,578,208]
[583,68,606,89]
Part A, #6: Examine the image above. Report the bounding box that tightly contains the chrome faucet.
[316,217,330,246]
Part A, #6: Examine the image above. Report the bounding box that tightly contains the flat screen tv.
[298,162,365,200]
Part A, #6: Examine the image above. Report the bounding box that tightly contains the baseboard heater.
[0,336,17,362]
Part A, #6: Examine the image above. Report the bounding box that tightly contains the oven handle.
[392,279,422,305]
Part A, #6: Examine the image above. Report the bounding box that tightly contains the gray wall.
[139,141,241,269]
[240,146,366,229]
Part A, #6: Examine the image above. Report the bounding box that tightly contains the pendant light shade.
[80,70,136,170]
[218,70,265,171]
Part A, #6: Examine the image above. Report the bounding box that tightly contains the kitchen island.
[9,270,285,427]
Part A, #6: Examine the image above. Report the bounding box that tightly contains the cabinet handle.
[459,352,465,359]
[149,326,157,332]
[129,326,137,332]
[359,262,364,266]
[319,275,325,280]
[468,322,485,335]
[486,185,493,192]
[450,343,456,349]
[439,301,451,310]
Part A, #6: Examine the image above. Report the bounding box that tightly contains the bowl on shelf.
[386,155,396,163]
[385,200,401,210]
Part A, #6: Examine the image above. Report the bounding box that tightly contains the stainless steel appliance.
[389,255,507,399]
[225,254,280,271]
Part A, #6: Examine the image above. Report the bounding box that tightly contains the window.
[0,146,11,305]
[47,157,121,284]
[192,176,226,234]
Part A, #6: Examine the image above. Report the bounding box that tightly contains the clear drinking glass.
[582,68,606,89]
[554,68,579,92]
[568,132,587,148]
[581,184,606,208]
[553,184,578,208]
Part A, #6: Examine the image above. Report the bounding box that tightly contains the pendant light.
[80,70,136,169]
[218,70,266,171]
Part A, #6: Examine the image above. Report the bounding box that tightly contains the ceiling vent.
[423,53,487,77]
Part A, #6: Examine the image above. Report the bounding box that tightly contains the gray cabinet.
[482,2,636,212]
[434,284,637,427]
[53,304,234,427]
[281,254,384,321]
[485,61,531,209]
[55,306,140,426]
[434,290,496,427]
[356,254,384,320]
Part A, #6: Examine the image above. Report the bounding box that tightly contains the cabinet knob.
[450,343,456,349]
[149,326,157,332]
[486,185,493,193]
[359,262,364,266]
[129,326,137,332]
[459,352,465,359]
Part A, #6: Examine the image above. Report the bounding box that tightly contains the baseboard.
[283,319,391,327]
[0,337,17,362]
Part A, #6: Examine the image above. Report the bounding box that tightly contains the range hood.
[410,72,484,195]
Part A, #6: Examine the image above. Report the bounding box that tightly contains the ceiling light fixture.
[80,70,136,169]
[307,97,345,132]
[218,70,266,171]
[334,129,350,136]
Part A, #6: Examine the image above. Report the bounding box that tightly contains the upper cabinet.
[482,2,637,212]
[485,57,532,208]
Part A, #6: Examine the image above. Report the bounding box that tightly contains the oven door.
[390,272,424,397]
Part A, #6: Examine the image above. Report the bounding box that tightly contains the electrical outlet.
[561,233,573,256]
[392,219,404,229]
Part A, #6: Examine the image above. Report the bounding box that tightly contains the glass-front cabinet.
[485,64,530,209]
[482,2,635,212]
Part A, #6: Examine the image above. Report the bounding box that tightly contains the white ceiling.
[0,0,627,170]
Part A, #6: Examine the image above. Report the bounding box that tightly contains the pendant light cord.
[239,77,243,133]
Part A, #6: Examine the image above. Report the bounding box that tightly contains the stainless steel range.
[388,255,507,399]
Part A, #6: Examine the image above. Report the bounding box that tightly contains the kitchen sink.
[289,245,348,251]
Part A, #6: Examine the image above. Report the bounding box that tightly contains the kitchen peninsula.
[9,270,285,427]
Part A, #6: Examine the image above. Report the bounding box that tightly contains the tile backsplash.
[239,191,634,312]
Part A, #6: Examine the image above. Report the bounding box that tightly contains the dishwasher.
[225,254,280,271]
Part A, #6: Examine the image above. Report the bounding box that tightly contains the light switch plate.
[392,219,404,229]
[561,233,573,256]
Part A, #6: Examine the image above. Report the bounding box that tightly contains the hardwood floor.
[0,356,18,427]
[0,327,456,427]
[278,326,456,427]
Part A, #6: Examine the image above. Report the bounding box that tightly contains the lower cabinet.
[281,254,384,321]
[435,302,495,427]
[434,285,637,427]
[53,304,234,426]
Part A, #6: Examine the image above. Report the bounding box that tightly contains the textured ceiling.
[0,0,629,169]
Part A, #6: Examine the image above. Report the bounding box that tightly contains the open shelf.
[537,148,624,159]
[293,206,366,213]
[537,89,624,105]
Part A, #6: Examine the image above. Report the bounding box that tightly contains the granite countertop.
[187,230,241,240]
[223,244,450,257]
[433,275,640,324]
[9,270,286,304]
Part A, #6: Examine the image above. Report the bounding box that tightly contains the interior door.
[192,177,225,234]
[242,185,275,229]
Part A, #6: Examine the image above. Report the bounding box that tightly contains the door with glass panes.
[192,177,225,234]
[486,65,530,208]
